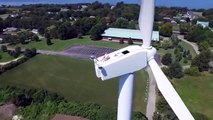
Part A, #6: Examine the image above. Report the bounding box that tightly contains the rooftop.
[196,21,209,28]
[102,28,159,41]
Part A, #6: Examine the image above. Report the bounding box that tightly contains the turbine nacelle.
[93,45,148,80]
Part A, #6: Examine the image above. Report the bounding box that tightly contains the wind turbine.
[91,0,195,120]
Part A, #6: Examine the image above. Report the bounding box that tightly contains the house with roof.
[2,27,19,35]
[102,28,159,43]
[196,21,209,28]
[186,11,199,21]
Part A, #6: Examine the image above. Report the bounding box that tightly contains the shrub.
[161,40,173,50]
[183,58,188,63]
[128,38,133,45]
[161,53,172,65]
[184,67,201,76]
[209,68,213,74]
[175,53,182,62]
[161,67,172,79]
[169,62,183,78]
[1,45,7,52]
[78,33,83,39]
[119,39,124,44]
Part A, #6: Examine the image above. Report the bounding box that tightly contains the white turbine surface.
[93,0,195,119]
[139,0,155,48]
[139,0,194,119]
[117,74,134,120]
[148,59,194,120]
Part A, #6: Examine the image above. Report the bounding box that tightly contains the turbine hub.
[144,46,156,61]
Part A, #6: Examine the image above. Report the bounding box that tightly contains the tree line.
[0,85,147,120]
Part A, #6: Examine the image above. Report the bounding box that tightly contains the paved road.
[145,67,156,120]
[177,35,200,55]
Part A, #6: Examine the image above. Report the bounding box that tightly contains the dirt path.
[146,67,156,120]
[177,35,200,55]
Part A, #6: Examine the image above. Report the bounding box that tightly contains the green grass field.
[158,41,197,65]
[0,52,14,62]
[172,73,213,119]
[13,36,127,51]
[0,14,9,20]
[179,41,197,58]
[0,55,148,112]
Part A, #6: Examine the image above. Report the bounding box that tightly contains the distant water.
[0,0,125,6]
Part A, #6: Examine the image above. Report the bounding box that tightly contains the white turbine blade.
[139,0,155,48]
[148,59,194,120]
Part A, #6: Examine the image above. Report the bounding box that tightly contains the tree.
[112,18,129,28]
[175,53,182,62]
[159,23,173,37]
[153,23,160,31]
[24,48,37,58]
[90,23,106,40]
[57,22,77,40]
[15,47,21,56]
[161,67,172,79]
[119,39,124,44]
[153,112,162,120]
[191,50,213,71]
[174,48,180,55]
[179,23,190,35]
[184,67,200,76]
[46,38,52,45]
[38,27,45,35]
[169,62,183,78]
[78,33,83,39]
[32,35,39,41]
[0,19,3,33]
[128,38,133,45]
[1,45,7,52]
[171,35,180,47]
[161,40,172,50]
[198,40,209,52]
[161,53,172,65]
[185,25,207,43]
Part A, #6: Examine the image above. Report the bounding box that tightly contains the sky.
[0,0,212,9]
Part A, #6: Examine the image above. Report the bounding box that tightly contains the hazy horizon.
[0,0,213,9]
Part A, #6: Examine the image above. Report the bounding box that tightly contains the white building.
[102,28,159,42]
[196,21,209,28]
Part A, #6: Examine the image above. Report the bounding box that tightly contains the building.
[196,21,209,28]
[186,11,199,21]
[31,29,38,34]
[2,27,18,35]
[60,8,69,12]
[3,27,18,32]
[102,28,159,43]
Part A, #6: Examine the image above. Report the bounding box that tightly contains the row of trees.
[184,25,213,51]
[0,47,37,74]
[2,31,39,44]
[1,45,21,58]
[153,92,210,120]
[0,85,147,120]
[191,50,213,72]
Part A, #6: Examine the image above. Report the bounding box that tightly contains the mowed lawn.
[0,51,14,62]
[0,55,148,112]
[158,40,197,65]
[14,36,127,51]
[0,14,9,20]
[172,73,213,119]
